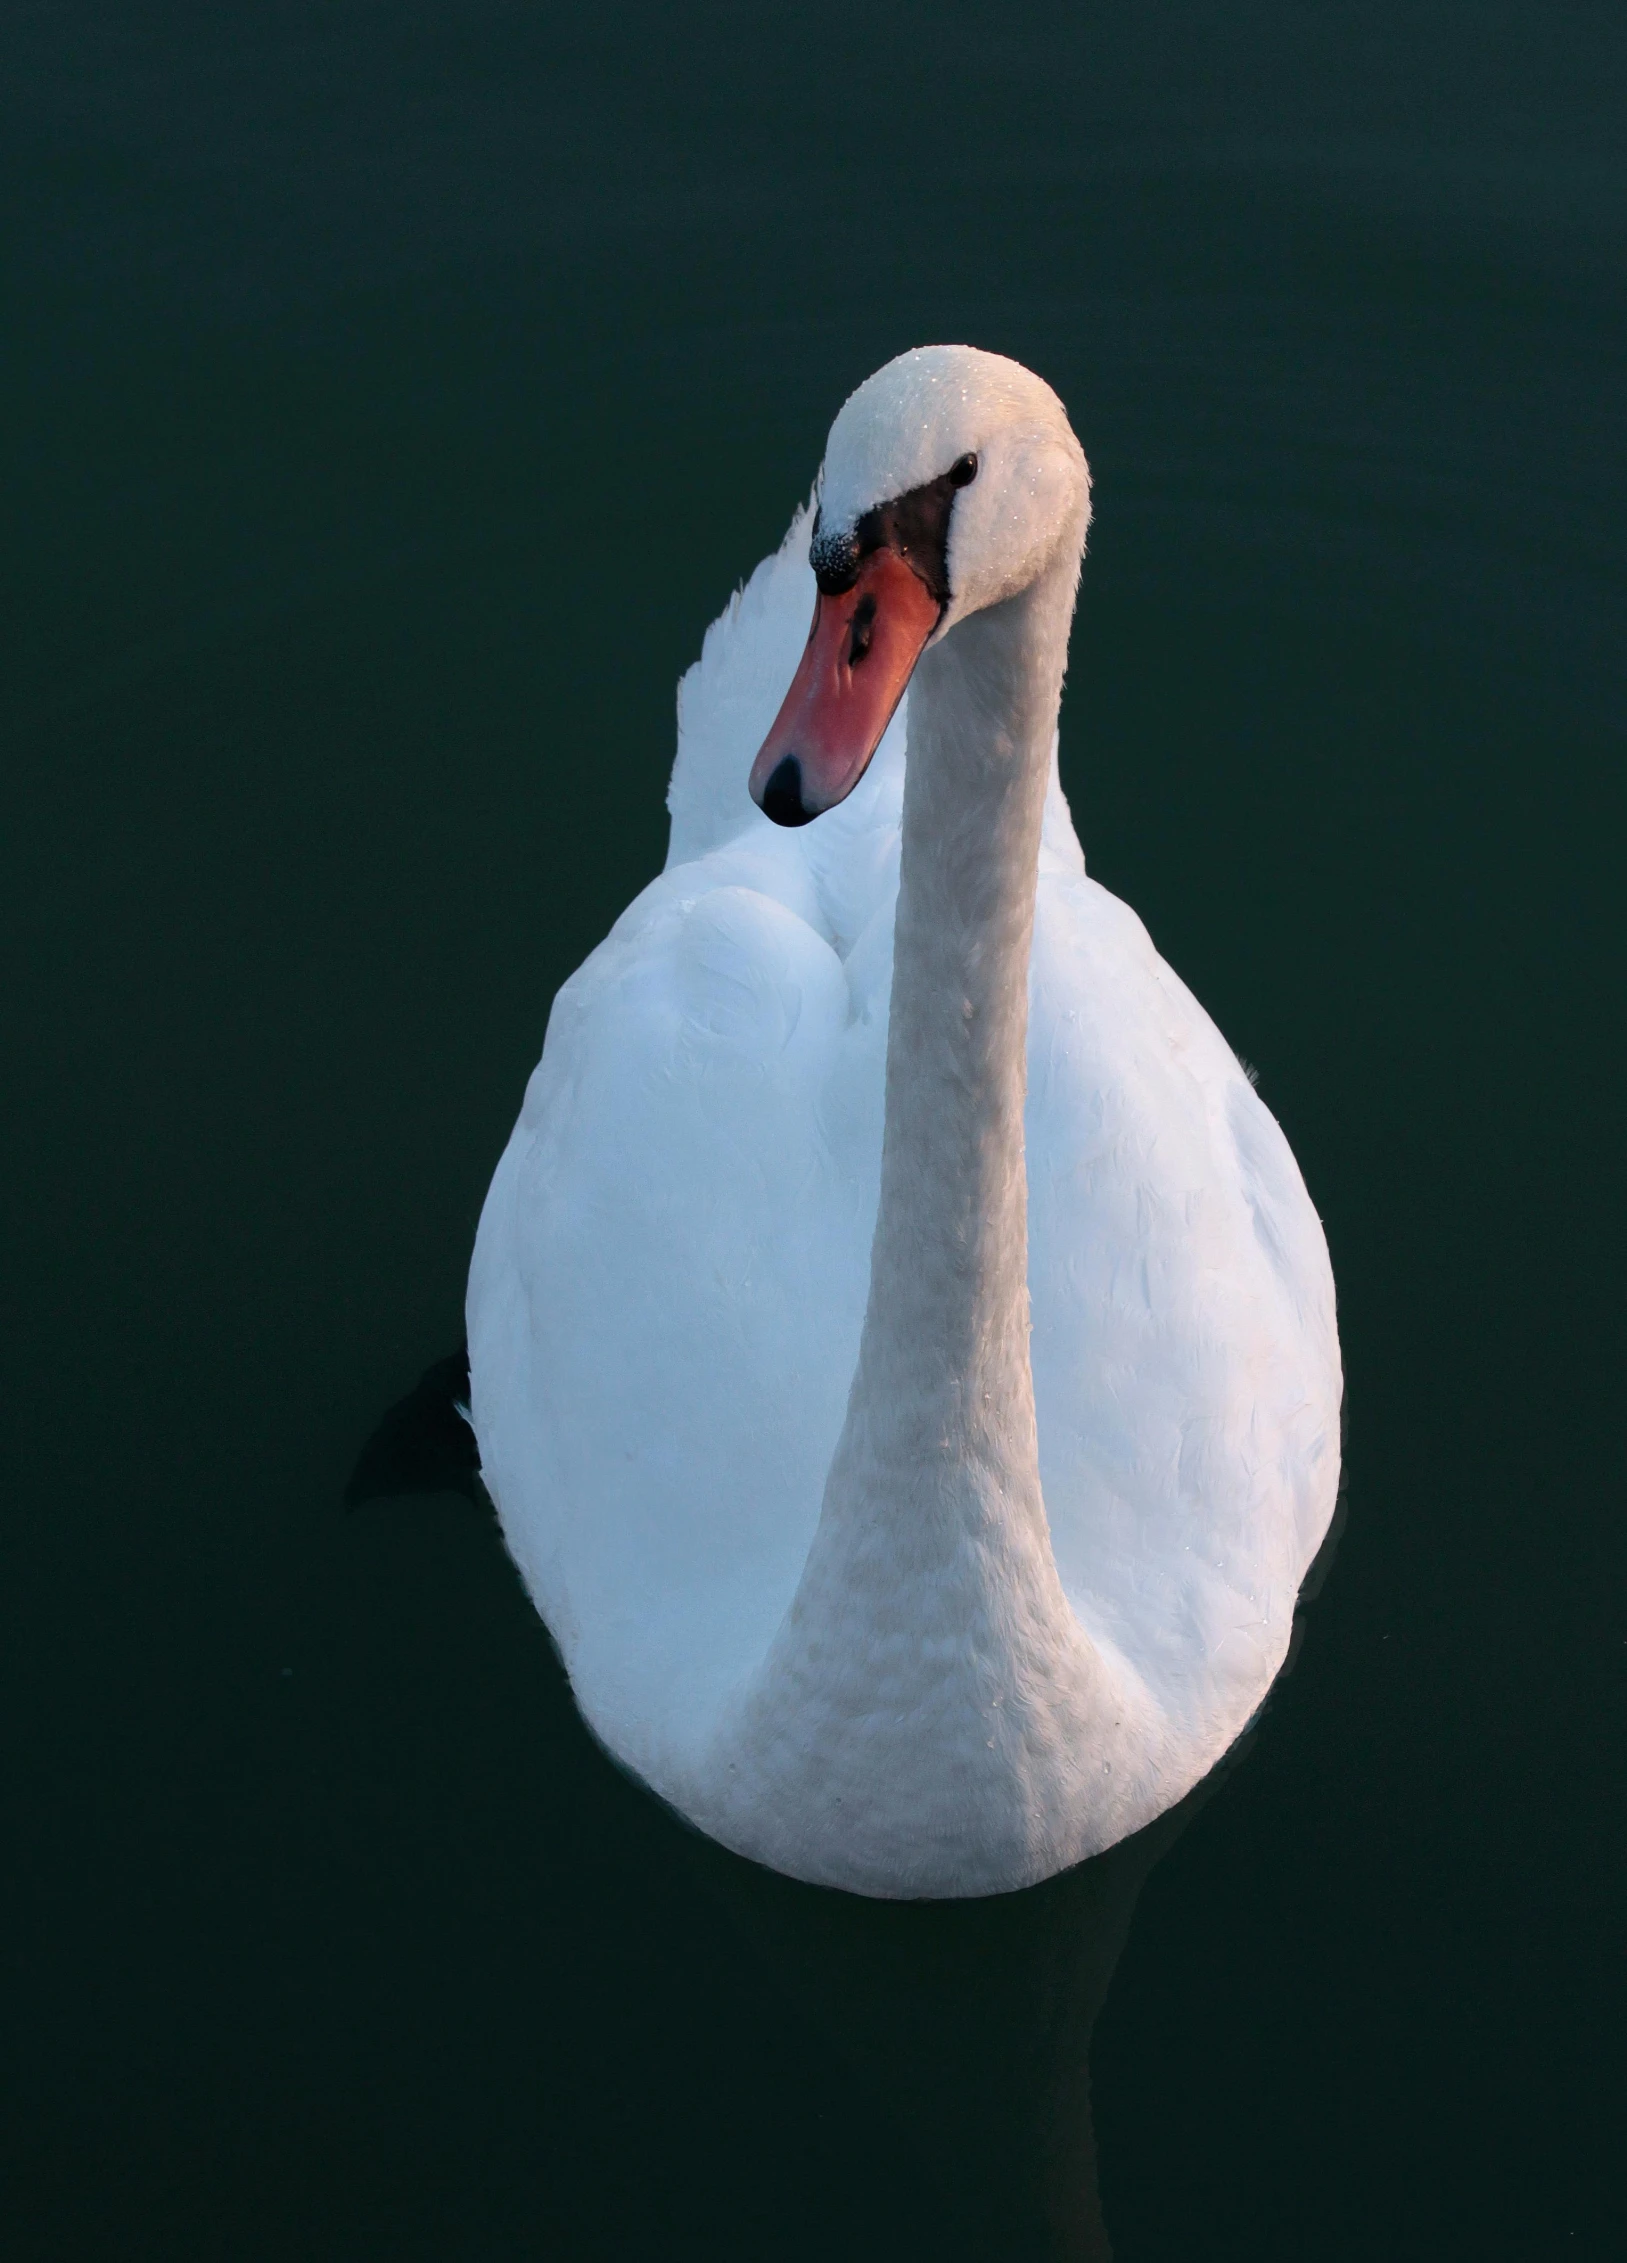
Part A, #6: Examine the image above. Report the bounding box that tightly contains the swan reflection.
[672,1775,1214,2260]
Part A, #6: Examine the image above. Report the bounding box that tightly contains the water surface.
[5,6,1623,2255]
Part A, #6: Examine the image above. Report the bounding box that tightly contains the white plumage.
[469,349,1341,1897]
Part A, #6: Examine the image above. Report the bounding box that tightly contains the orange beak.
[749,547,942,826]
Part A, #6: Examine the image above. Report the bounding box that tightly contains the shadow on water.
[676,1780,1211,2262]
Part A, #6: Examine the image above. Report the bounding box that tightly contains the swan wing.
[1026,857,1342,1751]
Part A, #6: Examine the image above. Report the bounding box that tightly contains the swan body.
[469,348,1341,1898]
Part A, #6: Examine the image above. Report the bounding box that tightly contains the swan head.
[750,345,1090,826]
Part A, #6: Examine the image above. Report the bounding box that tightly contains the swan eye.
[948,453,978,488]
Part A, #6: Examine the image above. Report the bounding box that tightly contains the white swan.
[468,346,1341,1899]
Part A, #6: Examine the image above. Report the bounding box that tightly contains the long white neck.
[716,550,1113,1896]
[837,559,1074,1521]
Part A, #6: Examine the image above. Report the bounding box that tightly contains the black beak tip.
[760,753,817,828]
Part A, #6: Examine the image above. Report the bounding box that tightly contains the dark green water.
[5,7,1624,2255]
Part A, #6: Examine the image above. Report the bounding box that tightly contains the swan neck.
[708,554,1100,1892]
[837,561,1074,1513]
